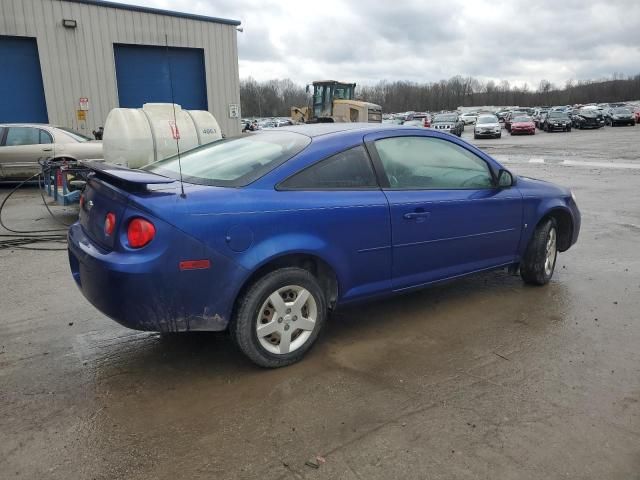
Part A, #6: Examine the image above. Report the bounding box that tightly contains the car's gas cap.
[225,225,253,252]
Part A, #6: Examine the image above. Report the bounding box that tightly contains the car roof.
[274,122,400,138]
[0,123,58,128]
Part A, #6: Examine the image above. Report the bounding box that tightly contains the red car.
[634,107,640,123]
[510,115,536,135]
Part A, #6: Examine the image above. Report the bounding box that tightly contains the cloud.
[120,0,640,87]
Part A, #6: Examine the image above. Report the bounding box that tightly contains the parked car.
[402,119,426,128]
[495,110,510,124]
[431,113,464,136]
[504,111,528,132]
[533,109,549,128]
[606,107,636,126]
[473,115,502,139]
[68,124,581,367]
[406,112,431,128]
[382,117,404,125]
[572,108,605,129]
[510,115,536,135]
[542,111,572,132]
[460,112,478,125]
[633,107,640,123]
[0,124,102,180]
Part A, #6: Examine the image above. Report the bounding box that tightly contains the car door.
[276,144,392,302]
[0,126,53,179]
[365,132,522,291]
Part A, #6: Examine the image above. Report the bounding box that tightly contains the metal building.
[0,0,242,137]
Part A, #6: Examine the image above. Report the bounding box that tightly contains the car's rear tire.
[230,267,327,368]
[520,218,558,286]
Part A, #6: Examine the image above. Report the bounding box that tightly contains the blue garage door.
[113,44,208,110]
[0,36,48,123]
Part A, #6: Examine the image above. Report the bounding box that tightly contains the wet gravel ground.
[1,126,639,479]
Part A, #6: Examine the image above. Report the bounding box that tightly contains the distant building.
[0,0,242,136]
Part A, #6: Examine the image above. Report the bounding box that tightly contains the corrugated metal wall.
[0,0,241,136]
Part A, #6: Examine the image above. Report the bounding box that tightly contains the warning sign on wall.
[79,97,89,111]
[76,110,86,121]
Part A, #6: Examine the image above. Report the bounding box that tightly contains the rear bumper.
[68,222,245,332]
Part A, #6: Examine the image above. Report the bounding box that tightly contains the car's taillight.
[104,212,116,236]
[127,218,156,248]
[79,194,85,210]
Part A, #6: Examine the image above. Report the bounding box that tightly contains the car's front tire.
[520,218,558,286]
[231,267,327,368]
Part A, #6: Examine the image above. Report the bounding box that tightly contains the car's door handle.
[403,211,431,220]
[42,148,53,152]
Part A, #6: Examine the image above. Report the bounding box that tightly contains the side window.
[374,136,494,190]
[280,145,378,190]
[5,127,40,146]
[39,129,53,144]
[0,127,5,146]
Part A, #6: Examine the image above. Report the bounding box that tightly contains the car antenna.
[165,34,186,198]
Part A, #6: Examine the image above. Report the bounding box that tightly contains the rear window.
[142,131,311,187]
[279,145,377,190]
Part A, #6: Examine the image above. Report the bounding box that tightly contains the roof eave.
[61,0,241,26]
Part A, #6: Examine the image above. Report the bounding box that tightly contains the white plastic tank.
[103,103,223,168]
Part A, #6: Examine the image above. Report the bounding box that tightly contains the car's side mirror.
[497,169,514,188]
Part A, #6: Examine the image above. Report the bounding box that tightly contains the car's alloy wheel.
[520,218,558,285]
[231,267,326,368]
[256,285,317,355]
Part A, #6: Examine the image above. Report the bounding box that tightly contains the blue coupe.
[68,124,580,367]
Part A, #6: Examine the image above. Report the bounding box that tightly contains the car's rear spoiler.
[81,160,175,191]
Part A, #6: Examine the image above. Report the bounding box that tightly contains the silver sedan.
[0,124,103,180]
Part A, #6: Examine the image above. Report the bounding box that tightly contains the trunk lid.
[78,162,176,251]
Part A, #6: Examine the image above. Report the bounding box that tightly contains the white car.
[0,124,102,180]
[460,112,478,125]
[473,115,502,139]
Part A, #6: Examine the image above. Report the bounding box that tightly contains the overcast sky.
[123,0,639,88]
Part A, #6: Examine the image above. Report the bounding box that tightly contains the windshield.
[57,127,92,142]
[142,131,311,187]
[476,116,498,124]
[513,116,531,122]
[434,114,457,122]
[613,108,631,114]
[549,112,569,119]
